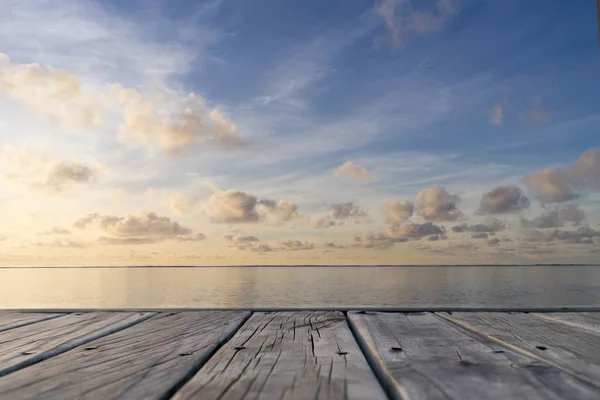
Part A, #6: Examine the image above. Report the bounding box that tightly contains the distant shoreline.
[0,264,599,269]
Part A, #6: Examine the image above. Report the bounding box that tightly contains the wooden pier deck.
[0,310,599,399]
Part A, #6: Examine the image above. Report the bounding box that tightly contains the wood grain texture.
[438,312,600,385]
[0,311,249,400]
[0,311,154,377]
[173,311,386,400]
[532,312,600,334]
[0,312,64,333]
[349,311,600,400]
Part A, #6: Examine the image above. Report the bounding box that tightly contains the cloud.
[113,87,247,156]
[415,186,462,221]
[1,145,99,194]
[40,227,71,235]
[521,205,587,229]
[451,218,507,233]
[487,238,501,246]
[169,194,200,216]
[522,227,600,244]
[427,234,445,241]
[74,212,194,244]
[0,234,7,242]
[33,239,87,248]
[0,54,247,156]
[471,232,489,239]
[323,242,348,250]
[351,232,409,250]
[223,234,273,252]
[333,160,372,181]
[388,222,446,239]
[278,240,315,251]
[177,233,207,242]
[489,104,503,126]
[477,185,530,214]
[524,148,600,203]
[314,201,367,229]
[202,188,302,225]
[381,200,414,224]
[375,0,458,48]
[331,202,367,219]
[525,97,551,124]
[0,53,103,131]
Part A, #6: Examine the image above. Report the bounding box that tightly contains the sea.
[1,265,599,309]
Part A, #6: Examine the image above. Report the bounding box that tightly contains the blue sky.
[0,0,599,265]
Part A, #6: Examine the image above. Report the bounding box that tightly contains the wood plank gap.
[161,311,253,400]
[346,312,408,400]
[0,313,66,334]
[0,312,156,378]
[435,312,600,389]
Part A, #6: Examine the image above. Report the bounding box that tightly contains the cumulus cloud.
[278,240,315,251]
[522,227,600,244]
[471,232,489,239]
[487,238,501,246]
[388,222,446,239]
[74,212,195,244]
[415,186,462,221]
[323,242,348,250]
[314,201,367,229]
[169,194,200,216]
[351,232,409,250]
[223,234,272,252]
[0,54,247,156]
[113,87,247,156]
[0,53,103,131]
[0,145,99,194]
[375,0,458,48]
[521,205,587,229]
[451,218,507,233]
[489,104,503,126]
[202,188,303,225]
[524,148,600,203]
[177,233,207,242]
[333,160,372,181]
[381,200,414,224]
[477,185,530,214]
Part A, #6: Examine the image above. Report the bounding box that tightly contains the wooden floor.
[0,311,599,399]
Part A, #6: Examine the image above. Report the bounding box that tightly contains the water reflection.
[1,266,599,308]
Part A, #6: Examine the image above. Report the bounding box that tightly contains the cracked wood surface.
[0,312,154,377]
[0,311,249,400]
[173,311,387,400]
[0,311,65,333]
[348,311,600,400]
[438,312,600,385]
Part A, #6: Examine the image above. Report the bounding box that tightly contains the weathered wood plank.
[349,311,600,400]
[0,311,154,377]
[532,312,600,334]
[173,311,386,400]
[0,311,249,400]
[438,312,600,384]
[0,312,65,333]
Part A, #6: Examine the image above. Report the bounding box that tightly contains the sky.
[0,0,599,266]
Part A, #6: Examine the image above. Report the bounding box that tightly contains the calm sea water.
[1,266,599,309]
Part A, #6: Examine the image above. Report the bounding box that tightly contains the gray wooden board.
[0,311,249,400]
[0,312,64,333]
[532,312,600,334]
[438,312,600,385]
[0,311,154,377]
[173,311,387,400]
[348,311,600,400]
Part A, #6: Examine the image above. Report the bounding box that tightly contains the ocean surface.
[1,265,600,309]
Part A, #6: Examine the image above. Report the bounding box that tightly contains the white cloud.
[415,186,462,221]
[489,104,503,126]
[381,200,414,223]
[525,148,600,203]
[334,160,372,182]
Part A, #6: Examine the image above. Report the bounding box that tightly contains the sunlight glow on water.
[1,266,599,309]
